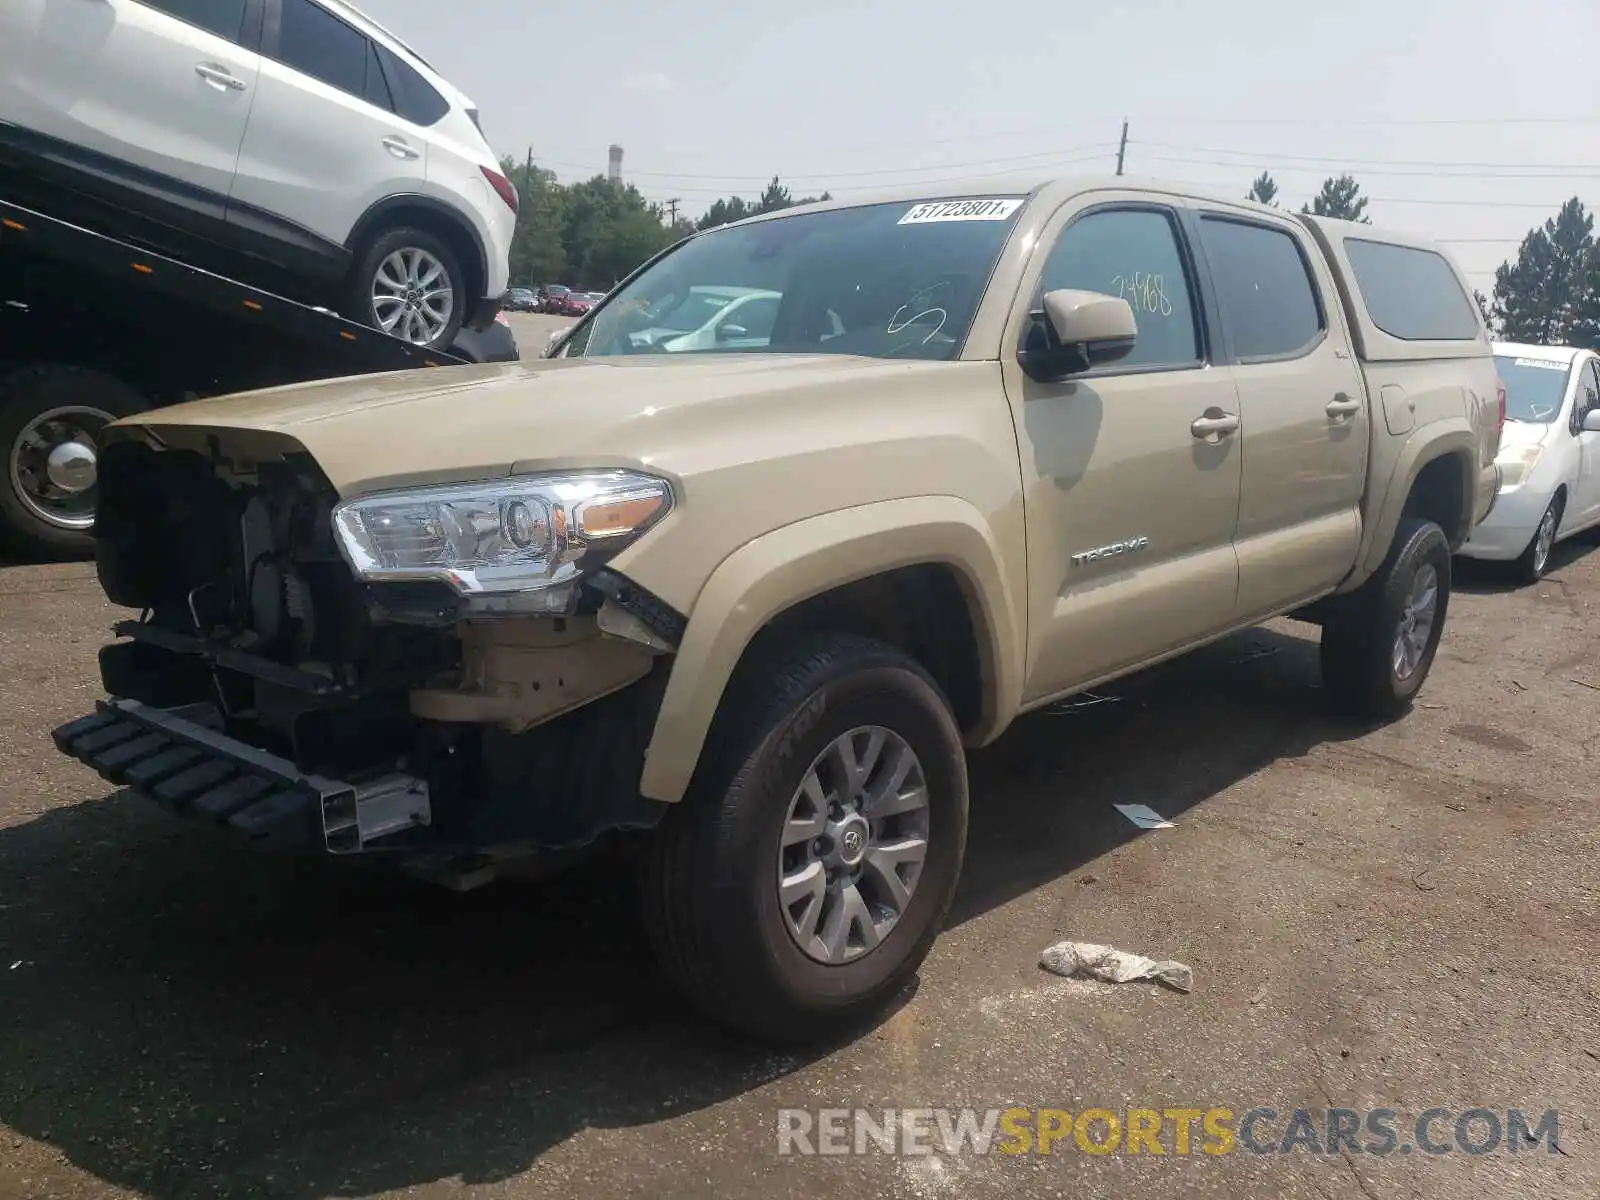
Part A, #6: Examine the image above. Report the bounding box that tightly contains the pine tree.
[1490,198,1595,346]
[1301,174,1370,224]
[754,176,793,214]
[1246,172,1279,207]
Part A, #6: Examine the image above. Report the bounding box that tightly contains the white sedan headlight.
[1495,445,1542,489]
[331,470,672,614]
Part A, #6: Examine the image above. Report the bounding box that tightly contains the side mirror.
[1583,409,1600,433]
[1017,289,1138,383]
[716,322,748,341]
[547,327,569,347]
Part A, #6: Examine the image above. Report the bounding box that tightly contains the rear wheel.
[1320,517,1451,721]
[0,365,145,559]
[640,634,968,1042]
[344,226,467,350]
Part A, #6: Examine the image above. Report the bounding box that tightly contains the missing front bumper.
[50,699,430,854]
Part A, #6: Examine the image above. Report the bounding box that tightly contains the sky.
[362,0,1600,293]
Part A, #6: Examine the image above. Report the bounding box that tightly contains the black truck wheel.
[0,365,146,560]
[1320,517,1452,721]
[345,226,467,350]
[640,634,969,1042]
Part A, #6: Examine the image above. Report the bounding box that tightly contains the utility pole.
[666,198,680,225]
[1115,119,1128,176]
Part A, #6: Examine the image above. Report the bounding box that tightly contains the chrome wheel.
[370,247,454,345]
[8,405,113,531]
[778,725,931,965]
[1391,563,1439,681]
[1531,505,1557,576]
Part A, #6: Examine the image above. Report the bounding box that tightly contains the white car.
[1457,342,1600,581]
[624,286,784,352]
[0,0,513,348]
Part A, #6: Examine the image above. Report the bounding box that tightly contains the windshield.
[548,286,569,296]
[1494,354,1572,422]
[563,196,1026,361]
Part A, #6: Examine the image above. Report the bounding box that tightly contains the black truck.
[0,196,516,558]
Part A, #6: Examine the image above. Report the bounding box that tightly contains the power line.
[1131,140,1600,173]
[538,142,1116,184]
[1137,153,1600,180]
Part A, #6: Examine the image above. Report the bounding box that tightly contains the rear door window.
[1198,216,1324,360]
[1343,239,1481,341]
[272,0,368,97]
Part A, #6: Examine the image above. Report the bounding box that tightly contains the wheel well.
[353,203,486,302]
[740,564,987,734]
[1404,453,1470,549]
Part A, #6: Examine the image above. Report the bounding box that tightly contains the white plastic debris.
[1040,941,1193,993]
[1113,802,1175,830]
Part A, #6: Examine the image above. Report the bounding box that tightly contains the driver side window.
[1035,207,1202,371]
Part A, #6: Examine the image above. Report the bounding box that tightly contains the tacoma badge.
[1070,536,1151,566]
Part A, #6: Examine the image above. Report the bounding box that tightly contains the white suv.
[0,0,514,348]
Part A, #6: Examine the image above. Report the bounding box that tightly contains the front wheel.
[640,635,969,1042]
[1513,494,1562,584]
[1320,517,1451,721]
[344,226,467,350]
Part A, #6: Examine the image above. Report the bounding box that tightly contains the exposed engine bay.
[83,434,681,864]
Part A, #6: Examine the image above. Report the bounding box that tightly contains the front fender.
[635,496,1025,803]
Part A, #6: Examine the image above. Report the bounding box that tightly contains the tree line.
[499,156,827,292]
[503,154,1597,350]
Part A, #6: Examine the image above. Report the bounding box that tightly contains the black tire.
[344,226,467,350]
[640,634,969,1043]
[1320,517,1451,721]
[1512,493,1562,585]
[0,365,146,560]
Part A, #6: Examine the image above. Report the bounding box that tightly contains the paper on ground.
[1114,802,1175,829]
[1040,941,1193,993]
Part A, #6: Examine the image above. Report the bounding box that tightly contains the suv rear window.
[373,43,450,127]
[1343,239,1481,342]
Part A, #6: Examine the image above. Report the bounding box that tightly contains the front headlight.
[1495,445,1542,489]
[331,470,672,613]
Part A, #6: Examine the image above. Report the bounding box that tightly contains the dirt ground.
[1,394,1597,1197]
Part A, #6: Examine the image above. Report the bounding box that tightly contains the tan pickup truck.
[53,176,1502,1040]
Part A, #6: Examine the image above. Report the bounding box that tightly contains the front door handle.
[381,136,421,160]
[1326,393,1363,419]
[195,63,246,91]
[1190,408,1240,442]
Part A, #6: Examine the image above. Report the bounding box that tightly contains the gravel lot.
[1,381,1596,1197]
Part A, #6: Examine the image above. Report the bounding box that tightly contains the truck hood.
[115,354,963,495]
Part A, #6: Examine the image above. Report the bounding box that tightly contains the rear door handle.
[382,136,420,160]
[1326,394,1362,419]
[1190,408,1240,441]
[195,63,246,91]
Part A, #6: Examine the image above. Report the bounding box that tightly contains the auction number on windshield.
[1112,271,1173,317]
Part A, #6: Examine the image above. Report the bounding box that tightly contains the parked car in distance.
[502,287,538,312]
[56,176,1501,1043]
[1457,342,1600,581]
[0,0,515,350]
[564,293,596,317]
[536,284,571,313]
[617,285,784,352]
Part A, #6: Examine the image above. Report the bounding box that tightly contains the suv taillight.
[481,165,519,214]
[1496,376,1507,433]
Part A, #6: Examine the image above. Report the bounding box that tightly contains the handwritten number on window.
[1110,272,1173,317]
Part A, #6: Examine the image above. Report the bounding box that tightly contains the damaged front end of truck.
[52,425,685,885]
